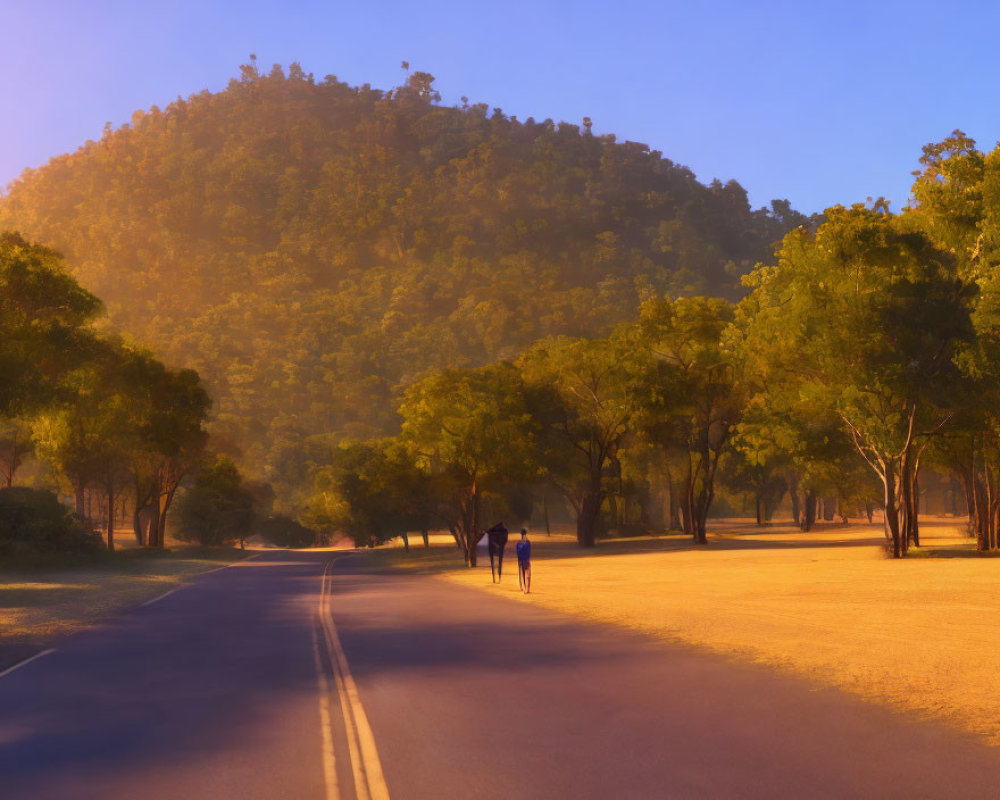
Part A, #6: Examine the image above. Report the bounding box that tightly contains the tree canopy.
[0,62,807,503]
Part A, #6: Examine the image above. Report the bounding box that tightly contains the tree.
[905,130,984,263]
[256,514,321,548]
[730,362,872,531]
[0,68,804,514]
[736,206,976,557]
[32,349,132,551]
[0,417,33,487]
[398,363,536,564]
[633,296,741,543]
[307,438,432,549]
[906,133,1000,551]
[0,231,102,418]
[175,457,255,547]
[520,332,642,547]
[123,353,210,548]
[31,339,209,551]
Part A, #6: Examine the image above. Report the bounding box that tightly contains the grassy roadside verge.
[372,520,1000,744]
[0,545,251,670]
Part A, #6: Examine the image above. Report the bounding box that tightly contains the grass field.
[0,541,250,670]
[376,518,1000,744]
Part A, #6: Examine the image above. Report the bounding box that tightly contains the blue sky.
[2,0,998,214]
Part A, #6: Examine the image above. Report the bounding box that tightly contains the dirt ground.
[385,517,1000,744]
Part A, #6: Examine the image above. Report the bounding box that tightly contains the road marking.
[140,553,264,609]
[320,562,368,800]
[320,558,391,800]
[141,587,180,607]
[200,551,263,576]
[312,626,340,800]
[0,648,55,680]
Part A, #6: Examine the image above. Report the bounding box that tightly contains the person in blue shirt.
[516,528,531,594]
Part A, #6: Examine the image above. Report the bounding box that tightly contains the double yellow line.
[314,558,390,800]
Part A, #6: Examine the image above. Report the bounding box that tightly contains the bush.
[175,457,256,547]
[0,487,103,556]
[256,515,323,548]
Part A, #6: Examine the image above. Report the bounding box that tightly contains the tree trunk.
[421,529,429,548]
[668,482,682,531]
[576,489,601,548]
[401,531,409,551]
[972,470,987,550]
[156,484,177,548]
[542,491,551,536]
[986,457,997,551]
[800,492,816,532]
[106,486,115,553]
[74,483,86,516]
[687,451,716,545]
[787,473,801,526]
[133,477,150,545]
[755,493,765,526]
[460,481,481,566]
[883,466,903,558]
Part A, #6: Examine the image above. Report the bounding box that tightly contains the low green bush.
[257,515,322,548]
[0,487,103,556]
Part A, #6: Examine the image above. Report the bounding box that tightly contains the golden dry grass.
[0,544,248,667]
[389,519,1000,744]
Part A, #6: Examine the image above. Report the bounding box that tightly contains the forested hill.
[0,60,807,475]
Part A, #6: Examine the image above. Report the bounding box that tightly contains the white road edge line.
[0,648,56,680]
[141,587,180,607]
[321,558,391,800]
[142,552,263,609]
[200,551,263,577]
[312,626,340,800]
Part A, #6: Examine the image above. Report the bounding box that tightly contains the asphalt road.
[4,549,1000,799]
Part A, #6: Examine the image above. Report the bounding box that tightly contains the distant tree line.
[0,61,811,511]
[0,232,319,555]
[0,232,213,553]
[309,131,1000,560]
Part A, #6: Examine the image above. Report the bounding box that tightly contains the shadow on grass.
[908,547,1000,559]
[359,529,896,576]
[0,583,94,607]
[0,545,248,575]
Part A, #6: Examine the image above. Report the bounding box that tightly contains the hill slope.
[0,62,805,485]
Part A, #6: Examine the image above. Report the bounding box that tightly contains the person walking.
[516,528,531,594]
[486,522,509,583]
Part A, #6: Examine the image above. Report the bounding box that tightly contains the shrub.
[0,487,103,556]
[175,457,255,547]
[256,515,323,548]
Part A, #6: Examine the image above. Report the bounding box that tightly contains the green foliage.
[633,296,741,540]
[519,331,643,546]
[905,130,984,264]
[0,64,804,499]
[0,232,102,418]
[307,438,432,547]
[735,205,976,555]
[256,514,322,548]
[0,487,102,556]
[398,362,537,561]
[175,457,255,547]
